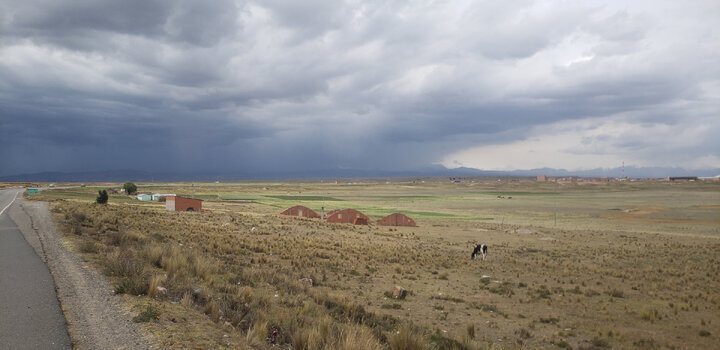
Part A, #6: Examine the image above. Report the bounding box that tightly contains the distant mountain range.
[1,166,718,182]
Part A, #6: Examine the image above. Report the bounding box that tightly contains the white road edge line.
[0,191,20,216]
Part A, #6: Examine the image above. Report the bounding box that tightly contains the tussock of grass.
[105,250,145,278]
[191,253,214,281]
[388,325,429,350]
[148,275,165,298]
[115,276,148,295]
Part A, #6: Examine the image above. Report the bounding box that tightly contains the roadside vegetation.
[30,180,720,349]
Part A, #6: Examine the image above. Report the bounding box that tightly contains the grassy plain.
[27,179,720,349]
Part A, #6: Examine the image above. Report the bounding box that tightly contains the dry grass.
[388,325,429,350]
[43,180,720,349]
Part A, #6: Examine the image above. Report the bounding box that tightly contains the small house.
[166,196,202,212]
[281,205,320,219]
[377,213,417,227]
[152,193,176,201]
[325,208,370,225]
[137,194,152,201]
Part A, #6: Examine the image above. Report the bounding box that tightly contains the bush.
[132,304,161,323]
[96,190,108,204]
[123,181,137,195]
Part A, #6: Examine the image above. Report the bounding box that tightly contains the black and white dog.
[471,244,488,261]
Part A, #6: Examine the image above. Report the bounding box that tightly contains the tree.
[96,190,109,204]
[123,181,137,195]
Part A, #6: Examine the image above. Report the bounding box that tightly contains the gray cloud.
[1,0,719,176]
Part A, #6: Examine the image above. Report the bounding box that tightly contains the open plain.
[23,179,720,349]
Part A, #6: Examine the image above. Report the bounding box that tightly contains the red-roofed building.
[280,205,320,219]
[326,209,370,225]
[377,213,417,227]
[165,196,202,212]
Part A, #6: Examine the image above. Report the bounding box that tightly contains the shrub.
[133,304,161,323]
[96,190,108,204]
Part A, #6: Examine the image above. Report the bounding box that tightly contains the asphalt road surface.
[0,188,72,349]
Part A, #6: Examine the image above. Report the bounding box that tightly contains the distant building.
[165,196,202,212]
[137,194,152,201]
[281,205,320,219]
[577,177,609,183]
[152,193,175,201]
[326,209,370,225]
[537,175,547,182]
[667,176,698,182]
[377,213,417,227]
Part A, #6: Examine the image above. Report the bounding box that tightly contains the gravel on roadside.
[8,196,158,350]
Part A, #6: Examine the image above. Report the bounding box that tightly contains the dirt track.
[8,195,157,350]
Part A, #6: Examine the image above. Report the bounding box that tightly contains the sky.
[1,0,719,176]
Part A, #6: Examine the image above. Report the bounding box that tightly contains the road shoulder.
[8,197,157,350]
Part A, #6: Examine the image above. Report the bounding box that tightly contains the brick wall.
[166,196,203,212]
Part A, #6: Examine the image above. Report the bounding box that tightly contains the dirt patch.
[8,197,157,350]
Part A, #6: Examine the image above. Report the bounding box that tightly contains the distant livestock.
[471,244,488,261]
[281,205,320,219]
[377,213,417,227]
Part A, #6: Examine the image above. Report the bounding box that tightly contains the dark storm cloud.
[1,0,719,176]
[4,0,241,47]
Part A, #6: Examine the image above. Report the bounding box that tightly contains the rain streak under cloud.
[1,0,719,176]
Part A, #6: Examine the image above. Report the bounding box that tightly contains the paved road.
[0,189,72,349]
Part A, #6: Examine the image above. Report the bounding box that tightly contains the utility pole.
[192,184,194,199]
[554,180,558,226]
